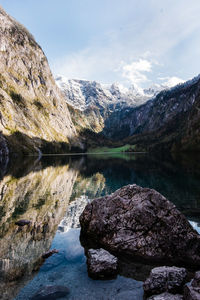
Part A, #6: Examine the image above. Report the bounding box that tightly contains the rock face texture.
[87,248,118,279]
[0,6,81,155]
[80,184,200,266]
[184,271,200,299]
[143,266,187,297]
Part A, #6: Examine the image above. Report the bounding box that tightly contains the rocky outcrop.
[87,248,118,279]
[42,249,59,259]
[143,266,187,297]
[0,6,82,155]
[80,184,200,266]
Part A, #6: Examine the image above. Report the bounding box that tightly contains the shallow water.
[0,153,200,299]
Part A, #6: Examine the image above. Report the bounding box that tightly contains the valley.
[57,74,200,154]
[0,3,200,300]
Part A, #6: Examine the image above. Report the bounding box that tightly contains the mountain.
[0,6,82,156]
[122,74,200,152]
[57,74,200,153]
[1,5,198,156]
[55,76,157,111]
[55,76,164,135]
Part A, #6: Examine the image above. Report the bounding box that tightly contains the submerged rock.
[184,271,200,299]
[42,249,59,259]
[15,219,31,226]
[143,266,187,297]
[31,285,69,300]
[87,248,118,279]
[147,292,183,300]
[191,271,200,288]
[80,184,200,266]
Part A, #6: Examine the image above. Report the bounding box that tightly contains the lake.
[0,152,200,299]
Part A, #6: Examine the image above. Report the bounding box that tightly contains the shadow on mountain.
[5,130,83,155]
[0,130,88,179]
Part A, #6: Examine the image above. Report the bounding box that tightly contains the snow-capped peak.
[56,75,187,112]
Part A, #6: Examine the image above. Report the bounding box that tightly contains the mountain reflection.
[0,153,200,299]
[0,157,80,300]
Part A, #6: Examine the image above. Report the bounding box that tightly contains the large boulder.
[143,266,187,297]
[80,184,200,266]
[87,248,118,279]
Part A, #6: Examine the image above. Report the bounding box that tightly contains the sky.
[1,0,200,88]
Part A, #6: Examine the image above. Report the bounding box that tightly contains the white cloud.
[53,53,155,90]
[121,59,152,85]
[159,76,184,88]
[52,47,122,83]
[52,41,154,87]
[51,0,200,88]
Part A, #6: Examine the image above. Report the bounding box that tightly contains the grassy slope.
[88,144,136,153]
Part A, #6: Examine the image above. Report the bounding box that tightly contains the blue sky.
[1,0,200,88]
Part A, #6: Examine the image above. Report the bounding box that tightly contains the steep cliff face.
[179,90,200,151]
[0,6,80,155]
[104,76,200,139]
[123,76,200,152]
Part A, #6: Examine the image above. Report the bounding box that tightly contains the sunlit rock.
[0,5,81,155]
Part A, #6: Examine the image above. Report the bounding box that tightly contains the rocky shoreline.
[80,184,200,299]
